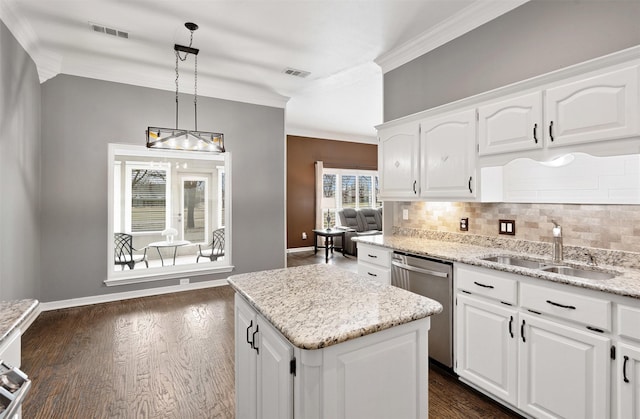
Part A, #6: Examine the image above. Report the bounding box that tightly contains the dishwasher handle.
[391,260,449,278]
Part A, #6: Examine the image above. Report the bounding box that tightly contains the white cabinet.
[378,121,420,199]
[456,294,518,405]
[545,64,639,148]
[519,313,610,419]
[357,243,392,285]
[455,264,611,418]
[235,290,431,419]
[478,91,543,155]
[419,109,477,199]
[235,294,293,419]
[617,343,640,419]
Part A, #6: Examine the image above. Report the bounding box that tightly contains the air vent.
[89,22,129,39]
[282,67,311,78]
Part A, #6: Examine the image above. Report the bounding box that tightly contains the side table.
[312,229,346,263]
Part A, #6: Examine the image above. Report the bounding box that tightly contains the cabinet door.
[235,294,258,419]
[618,343,640,419]
[478,91,543,155]
[378,122,420,199]
[456,294,518,406]
[545,64,640,147]
[420,109,476,199]
[518,314,610,419]
[257,316,294,419]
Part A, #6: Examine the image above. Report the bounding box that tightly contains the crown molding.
[0,0,62,82]
[375,0,530,74]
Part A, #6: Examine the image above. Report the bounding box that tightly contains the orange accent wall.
[287,135,377,249]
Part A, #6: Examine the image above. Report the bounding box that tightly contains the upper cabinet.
[378,121,420,199]
[478,91,543,155]
[420,109,477,199]
[545,65,639,147]
[377,46,640,203]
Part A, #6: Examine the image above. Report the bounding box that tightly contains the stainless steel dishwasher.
[391,251,453,368]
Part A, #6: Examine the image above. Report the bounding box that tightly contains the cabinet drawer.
[457,266,517,305]
[520,282,611,331]
[358,244,391,268]
[358,263,391,285]
[618,304,640,342]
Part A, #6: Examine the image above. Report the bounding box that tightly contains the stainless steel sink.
[480,255,617,280]
[480,256,546,270]
[539,265,616,280]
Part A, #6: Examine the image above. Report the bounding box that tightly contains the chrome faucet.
[551,220,563,263]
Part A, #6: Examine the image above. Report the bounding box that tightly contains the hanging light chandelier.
[147,22,225,152]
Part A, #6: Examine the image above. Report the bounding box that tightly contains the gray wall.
[384,0,640,121]
[0,20,41,300]
[40,75,285,302]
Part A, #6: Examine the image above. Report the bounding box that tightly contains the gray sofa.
[335,207,382,256]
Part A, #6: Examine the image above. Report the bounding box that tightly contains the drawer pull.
[474,281,494,289]
[521,319,526,343]
[623,356,630,383]
[546,299,576,310]
[368,254,378,258]
[508,316,514,338]
[252,325,260,354]
[367,272,377,277]
[246,320,254,346]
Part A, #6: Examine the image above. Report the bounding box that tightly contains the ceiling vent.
[282,67,311,78]
[89,22,129,39]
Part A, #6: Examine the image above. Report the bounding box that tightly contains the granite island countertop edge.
[228,265,443,350]
[0,299,40,346]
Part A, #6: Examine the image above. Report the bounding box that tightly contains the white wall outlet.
[180,278,190,285]
[302,232,307,240]
[402,209,409,220]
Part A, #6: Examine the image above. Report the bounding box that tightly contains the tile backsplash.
[392,201,640,253]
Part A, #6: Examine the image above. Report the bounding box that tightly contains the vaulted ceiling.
[0,0,527,143]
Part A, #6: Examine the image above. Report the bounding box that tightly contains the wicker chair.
[197,228,225,262]
[114,233,148,270]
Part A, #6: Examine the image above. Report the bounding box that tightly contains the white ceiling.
[0,0,527,143]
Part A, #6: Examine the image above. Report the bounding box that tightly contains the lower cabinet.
[617,343,640,419]
[235,292,430,419]
[456,294,518,405]
[235,294,293,419]
[357,243,392,285]
[518,313,610,419]
[455,264,611,419]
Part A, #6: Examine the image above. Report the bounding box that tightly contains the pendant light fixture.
[147,22,225,152]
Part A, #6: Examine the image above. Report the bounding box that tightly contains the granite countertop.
[357,234,640,300]
[228,264,443,350]
[0,299,39,344]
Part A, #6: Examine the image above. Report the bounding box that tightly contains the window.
[321,168,379,229]
[107,144,232,285]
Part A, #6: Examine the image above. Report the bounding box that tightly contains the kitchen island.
[228,264,442,419]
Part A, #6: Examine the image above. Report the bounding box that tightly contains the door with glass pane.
[180,176,209,244]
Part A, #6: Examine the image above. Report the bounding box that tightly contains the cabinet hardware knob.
[549,121,554,142]
[623,355,630,383]
[533,123,538,144]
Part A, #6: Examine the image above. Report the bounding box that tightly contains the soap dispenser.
[551,220,563,263]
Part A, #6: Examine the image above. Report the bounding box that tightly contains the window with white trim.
[321,168,380,229]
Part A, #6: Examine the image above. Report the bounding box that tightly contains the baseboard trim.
[287,246,315,253]
[40,279,229,311]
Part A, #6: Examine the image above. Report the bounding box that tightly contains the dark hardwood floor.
[21,251,519,418]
